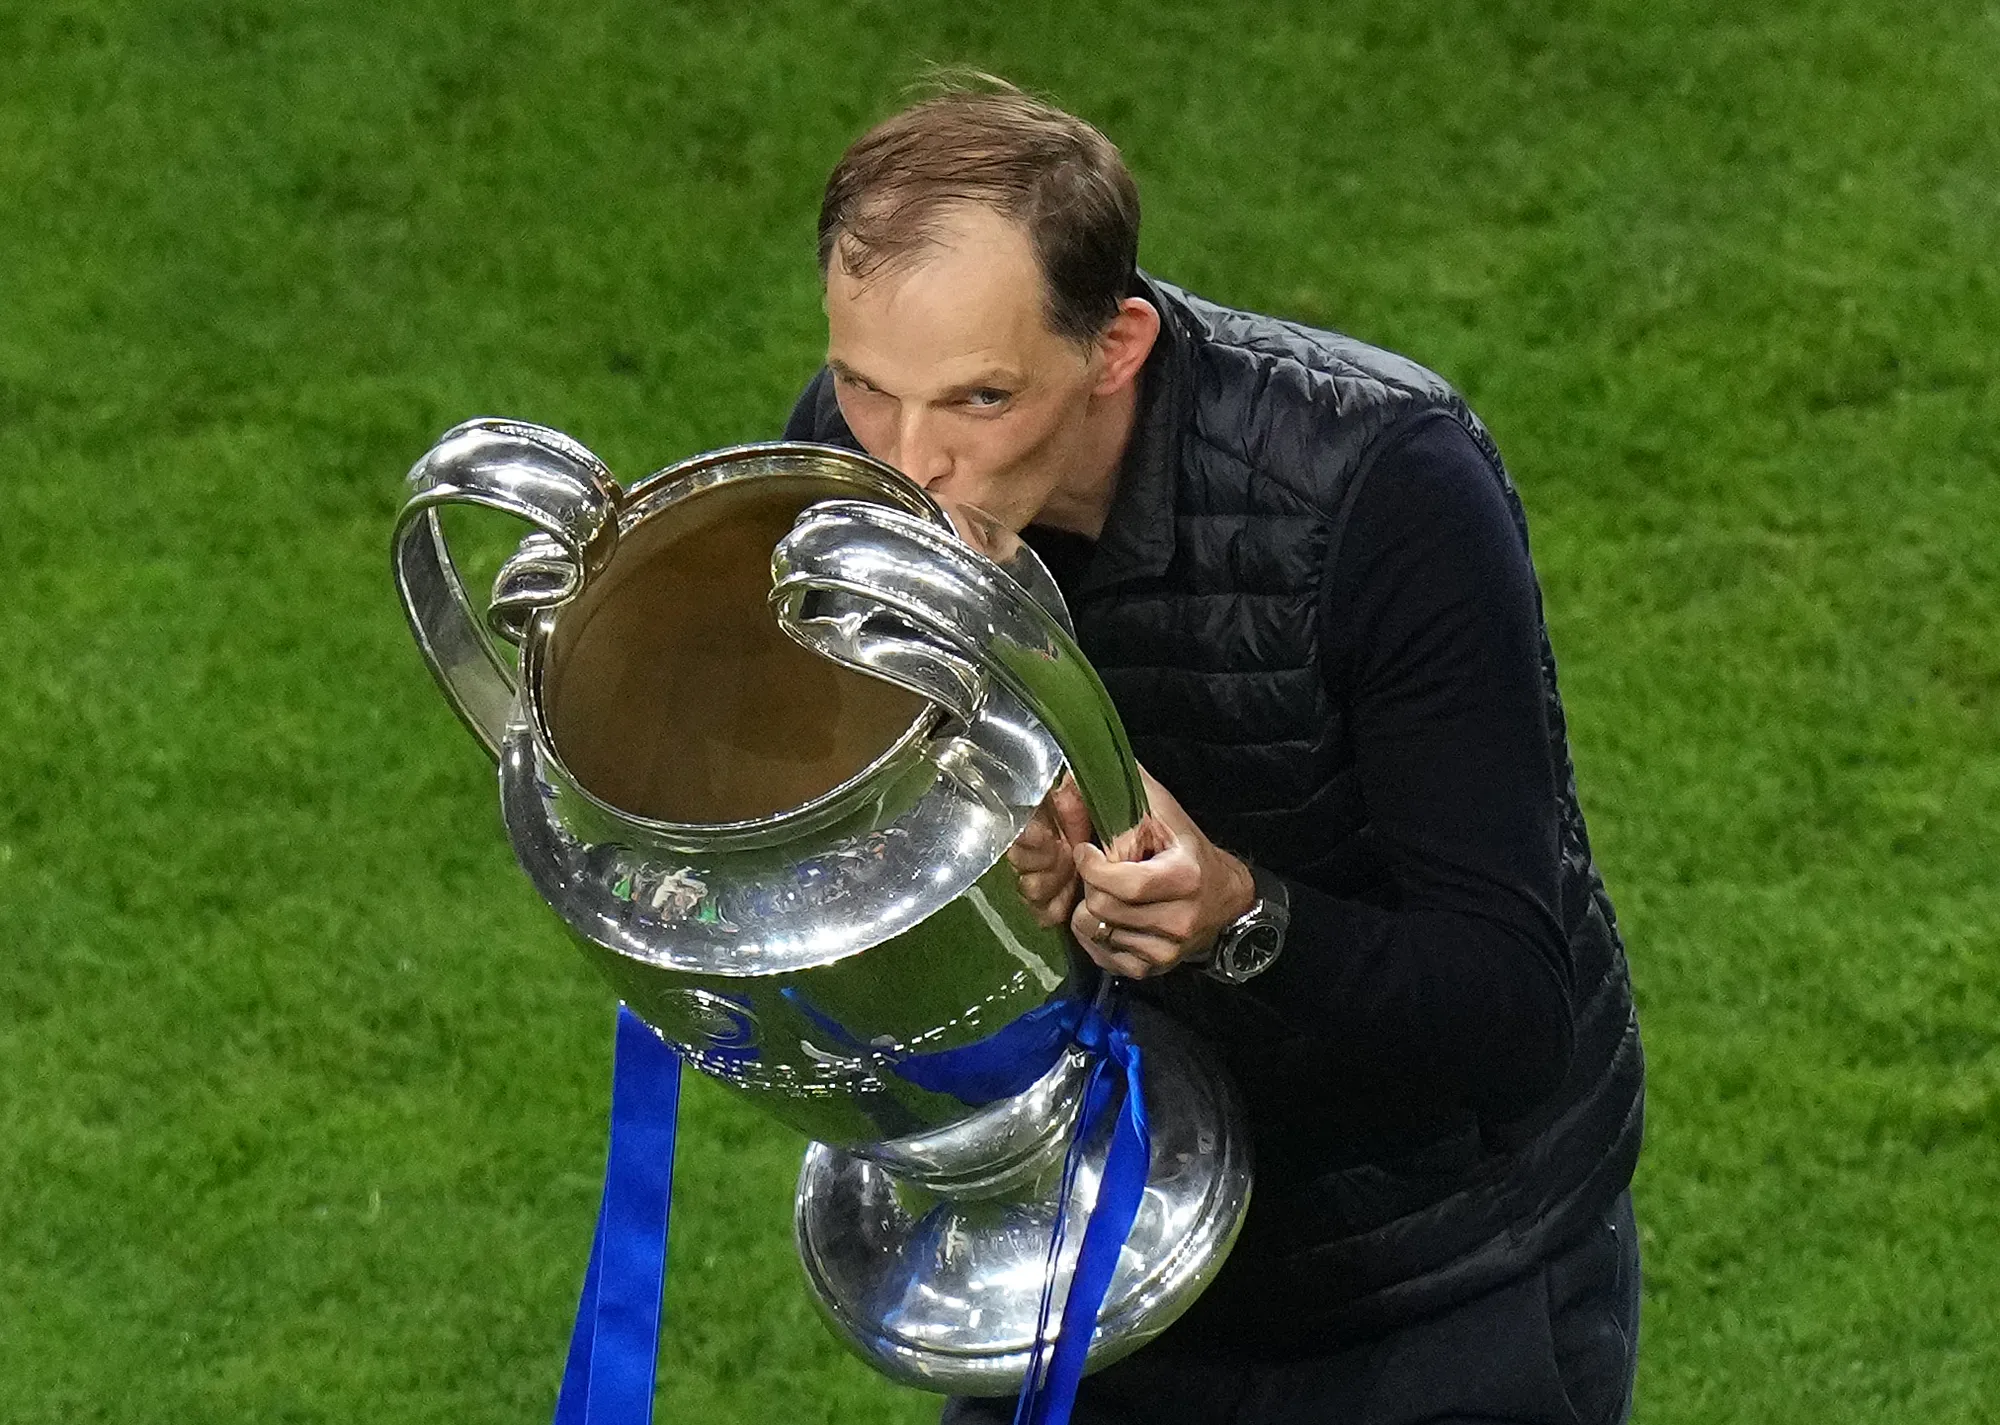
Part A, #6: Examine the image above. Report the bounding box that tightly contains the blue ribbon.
[1012,988,1152,1425]
[547,993,1146,1425]
[553,1006,683,1425]
[782,987,1086,1106]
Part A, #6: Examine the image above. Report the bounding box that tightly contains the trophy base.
[793,1003,1251,1395]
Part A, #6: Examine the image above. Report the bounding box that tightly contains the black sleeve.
[1236,414,1575,1123]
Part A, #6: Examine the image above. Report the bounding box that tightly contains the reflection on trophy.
[391,419,1251,1396]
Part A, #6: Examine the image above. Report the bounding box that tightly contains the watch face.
[1216,915,1283,981]
[1235,922,1281,968]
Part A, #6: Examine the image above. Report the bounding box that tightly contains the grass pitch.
[3,1,1996,1421]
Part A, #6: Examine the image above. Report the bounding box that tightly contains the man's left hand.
[1070,767,1257,980]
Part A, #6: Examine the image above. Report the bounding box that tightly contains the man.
[784,80,1644,1425]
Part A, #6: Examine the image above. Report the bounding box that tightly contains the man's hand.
[1069,767,1257,980]
[1006,774,1094,928]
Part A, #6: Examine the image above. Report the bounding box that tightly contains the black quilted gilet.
[784,274,1645,1352]
[1071,277,1643,1351]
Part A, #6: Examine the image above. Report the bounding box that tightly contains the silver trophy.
[391,419,1251,1393]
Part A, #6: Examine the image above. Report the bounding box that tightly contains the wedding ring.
[1094,919,1113,944]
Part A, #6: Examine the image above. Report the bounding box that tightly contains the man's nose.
[894,408,952,489]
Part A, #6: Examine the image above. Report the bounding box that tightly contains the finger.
[1025,887,1075,929]
[1078,885,1200,943]
[1076,841,1202,904]
[1069,901,1180,965]
[1050,774,1094,849]
[1007,840,1061,873]
[1016,868,1073,903]
[1011,821,1054,852]
[1011,807,1059,851]
[1081,943,1148,979]
[1009,807,1065,863]
[1079,934,1180,980]
[1103,813,1174,865]
[1112,928,1183,967]
[1071,902,1127,966]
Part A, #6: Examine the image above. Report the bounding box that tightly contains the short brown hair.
[817,76,1140,344]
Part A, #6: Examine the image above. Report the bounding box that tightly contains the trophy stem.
[793,1003,1250,1395]
[852,1045,1094,1201]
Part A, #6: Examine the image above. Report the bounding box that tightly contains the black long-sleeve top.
[787,384,1575,1128]
[1024,414,1574,1127]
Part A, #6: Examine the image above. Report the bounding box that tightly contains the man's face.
[823,204,1105,534]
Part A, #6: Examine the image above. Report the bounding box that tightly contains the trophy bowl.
[392,418,1251,1394]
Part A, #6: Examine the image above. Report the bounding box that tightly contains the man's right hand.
[1006,774,1093,928]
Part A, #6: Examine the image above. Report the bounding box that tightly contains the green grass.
[4,0,1996,1420]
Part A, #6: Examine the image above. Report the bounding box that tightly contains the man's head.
[816,80,1159,535]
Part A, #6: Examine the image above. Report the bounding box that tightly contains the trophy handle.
[392,418,622,759]
[770,499,1148,841]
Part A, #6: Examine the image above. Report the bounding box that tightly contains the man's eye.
[964,389,1010,409]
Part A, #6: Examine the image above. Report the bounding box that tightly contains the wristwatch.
[1200,859,1291,985]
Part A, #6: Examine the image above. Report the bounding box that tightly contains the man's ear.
[1091,297,1161,397]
